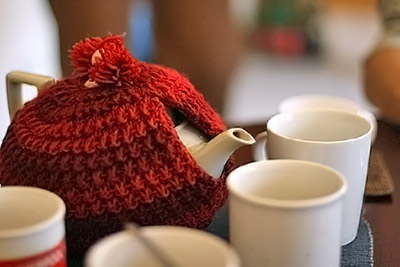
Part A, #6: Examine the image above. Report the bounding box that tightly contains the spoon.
[125,223,179,267]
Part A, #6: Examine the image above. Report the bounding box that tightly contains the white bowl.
[85,226,240,267]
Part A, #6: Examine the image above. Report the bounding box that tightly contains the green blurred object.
[255,0,320,56]
[259,0,298,26]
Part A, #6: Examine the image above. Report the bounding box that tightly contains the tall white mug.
[227,160,347,267]
[0,186,67,266]
[253,110,372,245]
[278,94,377,144]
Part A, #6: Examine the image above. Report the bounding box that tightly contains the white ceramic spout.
[176,122,255,177]
[190,128,255,177]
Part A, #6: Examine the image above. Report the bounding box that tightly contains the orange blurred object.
[325,0,378,10]
[364,48,400,124]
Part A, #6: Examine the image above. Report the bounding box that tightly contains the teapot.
[5,71,254,179]
[0,35,254,254]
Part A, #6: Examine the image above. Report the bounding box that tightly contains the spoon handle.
[125,223,178,267]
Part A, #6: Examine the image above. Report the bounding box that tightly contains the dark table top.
[231,120,400,267]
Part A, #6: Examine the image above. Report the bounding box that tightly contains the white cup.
[278,94,377,144]
[85,226,240,267]
[253,110,372,245]
[0,186,66,266]
[227,160,347,267]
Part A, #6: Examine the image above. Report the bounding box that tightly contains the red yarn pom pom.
[70,35,140,88]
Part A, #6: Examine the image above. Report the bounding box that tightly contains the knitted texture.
[0,35,234,255]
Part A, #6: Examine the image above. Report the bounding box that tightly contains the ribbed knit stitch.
[0,35,233,255]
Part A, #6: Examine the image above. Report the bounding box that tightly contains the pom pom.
[69,35,141,88]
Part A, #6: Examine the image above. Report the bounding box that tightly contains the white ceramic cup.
[227,160,347,267]
[85,226,240,267]
[278,94,377,144]
[0,186,66,266]
[253,110,372,245]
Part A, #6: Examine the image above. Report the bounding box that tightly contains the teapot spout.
[192,128,255,177]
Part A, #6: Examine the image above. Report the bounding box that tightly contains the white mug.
[278,94,377,144]
[227,160,347,267]
[0,186,66,266]
[85,226,240,267]
[253,110,372,245]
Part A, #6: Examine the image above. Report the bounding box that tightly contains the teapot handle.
[6,71,55,120]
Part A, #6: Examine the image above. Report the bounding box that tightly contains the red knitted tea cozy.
[0,35,234,254]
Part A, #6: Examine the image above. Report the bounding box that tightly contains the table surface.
[231,120,400,267]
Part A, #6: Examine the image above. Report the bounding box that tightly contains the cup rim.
[267,110,372,144]
[278,94,360,114]
[85,226,240,267]
[0,186,66,239]
[227,160,347,209]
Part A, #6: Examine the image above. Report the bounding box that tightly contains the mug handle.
[252,130,268,161]
[6,71,55,120]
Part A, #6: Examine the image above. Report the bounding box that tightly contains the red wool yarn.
[0,35,233,255]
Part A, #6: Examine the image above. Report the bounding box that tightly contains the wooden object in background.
[365,149,394,196]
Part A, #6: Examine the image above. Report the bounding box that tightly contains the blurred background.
[0,0,381,140]
[227,0,380,124]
